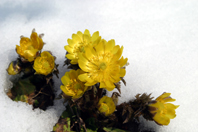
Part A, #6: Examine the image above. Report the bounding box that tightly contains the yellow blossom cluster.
[61,29,128,116]
[9,29,55,76]
[64,29,128,92]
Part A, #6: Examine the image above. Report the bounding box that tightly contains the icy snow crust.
[0,0,198,132]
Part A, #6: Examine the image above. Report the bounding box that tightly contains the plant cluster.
[6,29,179,131]
[6,29,58,110]
[53,30,179,132]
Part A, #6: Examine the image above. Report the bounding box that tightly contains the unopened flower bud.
[7,61,21,75]
[98,96,116,116]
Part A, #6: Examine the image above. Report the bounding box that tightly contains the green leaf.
[13,95,28,102]
[103,127,130,132]
[86,128,98,132]
[34,100,39,107]
[61,105,75,119]
[53,124,59,131]
[63,125,68,131]
[85,118,98,131]
[11,76,36,95]
[61,109,71,119]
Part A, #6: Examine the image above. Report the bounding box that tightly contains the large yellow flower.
[78,39,128,91]
[16,30,44,62]
[148,92,179,125]
[60,69,88,99]
[33,51,55,75]
[64,29,101,64]
[98,96,116,116]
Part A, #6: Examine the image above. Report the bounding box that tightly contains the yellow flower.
[33,51,55,75]
[64,29,101,64]
[98,96,116,116]
[16,30,44,62]
[30,31,44,50]
[78,39,128,91]
[7,61,21,75]
[60,69,88,99]
[148,92,179,125]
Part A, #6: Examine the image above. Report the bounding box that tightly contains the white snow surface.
[0,0,198,132]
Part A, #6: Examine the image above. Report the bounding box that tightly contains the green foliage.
[85,118,98,131]
[61,105,73,119]
[103,127,130,132]
[86,128,98,132]
[66,118,71,130]
[53,117,75,132]
[11,76,36,95]
[34,100,39,107]
[13,95,28,102]
[53,124,59,131]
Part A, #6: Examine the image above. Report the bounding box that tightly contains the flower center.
[80,46,85,53]
[78,41,88,53]
[100,103,109,114]
[74,83,81,90]
[99,62,107,70]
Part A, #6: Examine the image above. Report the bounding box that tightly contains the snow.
[0,0,198,131]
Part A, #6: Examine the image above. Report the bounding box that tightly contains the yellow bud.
[98,96,116,116]
[7,61,21,75]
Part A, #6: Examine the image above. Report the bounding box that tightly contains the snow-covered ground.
[0,0,197,131]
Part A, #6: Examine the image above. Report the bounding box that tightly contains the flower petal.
[78,73,89,82]
[85,46,97,60]
[156,93,171,101]
[64,45,73,53]
[105,80,115,91]
[99,82,106,88]
[66,54,76,60]
[84,29,90,36]
[95,40,105,55]
[61,75,71,85]
[119,69,126,77]
[153,113,170,125]
[92,31,99,42]
[118,57,128,67]
[72,34,81,42]
[77,31,83,39]
[67,39,75,47]
[105,39,115,53]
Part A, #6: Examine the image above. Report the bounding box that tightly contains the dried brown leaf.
[121,77,126,86]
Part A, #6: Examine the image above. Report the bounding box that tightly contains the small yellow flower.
[78,39,128,91]
[16,30,44,62]
[33,51,55,75]
[60,69,88,99]
[98,96,116,116]
[64,29,101,64]
[7,61,21,75]
[148,92,179,125]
